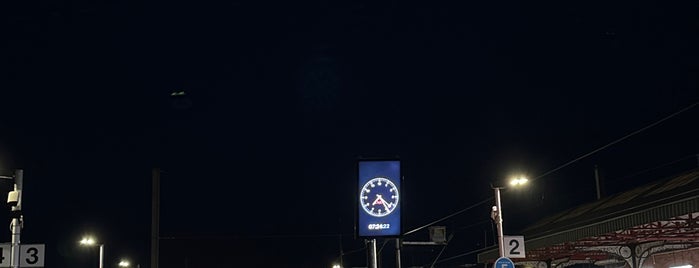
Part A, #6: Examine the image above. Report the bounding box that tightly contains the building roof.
[478,169,699,263]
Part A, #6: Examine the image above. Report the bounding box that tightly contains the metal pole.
[494,187,504,257]
[10,169,23,268]
[151,168,161,268]
[594,165,602,200]
[395,238,402,268]
[99,244,104,268]
[367,239,378,268]
[338,235,344,268]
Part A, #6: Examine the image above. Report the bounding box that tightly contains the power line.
[421,102,699,265]
[603,154,698,184]
[531,101,698,183]
[402,101,698,237]
[435,247,488,264]
[454,219,493,231]
[429,233,455,268]
[342,246,367,256]
[160,233,355,240]
[403,198,492,236]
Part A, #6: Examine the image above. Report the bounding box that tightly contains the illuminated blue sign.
[358,160,401,237]
[494,257,515,268]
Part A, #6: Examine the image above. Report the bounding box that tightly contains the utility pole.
[338,235,344,268]
[594,165,602,200]
[99,244,104,268]
[151,168,160,268]
[367,239,378,268]
[395,238,402,268]
[9,170,23,268]
[493,187,504,257]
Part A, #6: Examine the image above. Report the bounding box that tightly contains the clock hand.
[382,200,390,211]
[375,195,390,211]
[372,194,383,206]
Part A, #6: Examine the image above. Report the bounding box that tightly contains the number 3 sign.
[504,236,526,258]
[0,244,45,267]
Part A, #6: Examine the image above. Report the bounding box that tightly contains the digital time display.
[357,160,401,237]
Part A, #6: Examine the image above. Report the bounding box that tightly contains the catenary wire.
[530,101,698,183]
[403,101,698,236]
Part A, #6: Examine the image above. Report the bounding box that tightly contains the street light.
[492,176,528,257]
[80,236,104,268]
[332,264,341,268]
[509,176,528,187]
[119,259,140,268]
[1,170,23,268]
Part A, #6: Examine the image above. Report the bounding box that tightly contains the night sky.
[4,0,699,267]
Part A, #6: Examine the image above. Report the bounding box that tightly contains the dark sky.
[4,0,699,267]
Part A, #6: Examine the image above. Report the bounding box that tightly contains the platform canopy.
[478,169,699,268]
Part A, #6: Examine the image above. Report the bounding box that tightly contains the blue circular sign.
[494,257,515,268]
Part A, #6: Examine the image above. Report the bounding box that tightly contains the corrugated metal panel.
[594,184,656,211]
[478,196,699,262]
[527,170,698,232]
[645,172,699,196]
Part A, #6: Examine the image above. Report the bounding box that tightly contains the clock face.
[360,177,399,217]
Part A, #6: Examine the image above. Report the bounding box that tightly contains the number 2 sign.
[504,235,526,258]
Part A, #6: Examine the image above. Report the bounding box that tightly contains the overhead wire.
[530,101,698,183]
[405,101,697,236]
[160,233,356,240]
[603,154,698,184]
[428,233,455,268]
[403,101,698,263]
[403,198,493,236]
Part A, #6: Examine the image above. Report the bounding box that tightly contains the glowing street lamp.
[79,236,104,268]
[492,176,529,257]
[332,264,341,268]
[79,237,96,246]
[509,176,529,187]
[119,259,140,268]
[118,260,130,267]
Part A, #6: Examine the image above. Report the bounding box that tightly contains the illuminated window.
[669,265,692,268]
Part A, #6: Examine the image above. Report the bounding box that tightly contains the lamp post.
[80,236,104,268]
[492,186,505,257]
[492,176,528,257]
[2,170,23,268]
[120,259,140,268]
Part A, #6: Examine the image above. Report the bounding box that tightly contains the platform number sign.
[504,235,526,258]
[20,245,45,267]
[0,244,45,267]
[0,245,8,267]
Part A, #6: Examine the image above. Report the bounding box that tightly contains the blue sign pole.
[494,257,515,268]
